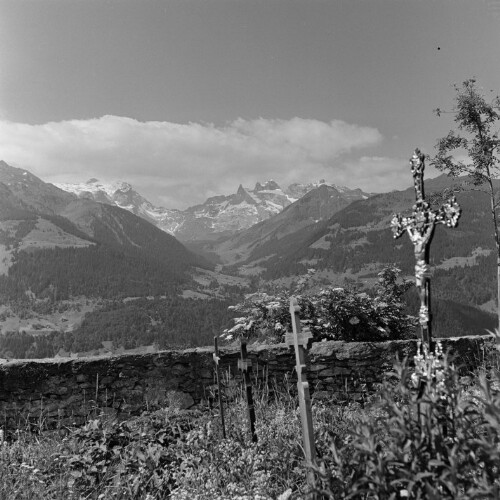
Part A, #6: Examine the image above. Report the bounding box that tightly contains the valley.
[0,160,498,359]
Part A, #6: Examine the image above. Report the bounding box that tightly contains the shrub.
[223,265,416,343]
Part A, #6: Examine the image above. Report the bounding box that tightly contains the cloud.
[0,115,382,208]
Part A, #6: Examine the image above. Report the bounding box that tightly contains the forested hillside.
[0,296,236,358]
[241,186,492,279]
[404,291,496,338]
[0,246,185,302]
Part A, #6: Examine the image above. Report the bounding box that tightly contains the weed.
[315,343,500,499]
[2,339,500,499]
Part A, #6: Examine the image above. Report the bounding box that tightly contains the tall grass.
[1,340,500,499]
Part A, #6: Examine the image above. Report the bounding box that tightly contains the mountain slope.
[0,161,207,273]
[0,161,75,215]
[58,199,204,270]
[0,160,213,327]
[196,183,377,266]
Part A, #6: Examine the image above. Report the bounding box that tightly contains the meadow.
[1,334,500,499]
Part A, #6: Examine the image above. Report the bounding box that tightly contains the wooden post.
[238,340,257,443]
[391,149,461,352]
[213,336,226,439]
[286,297,316,490]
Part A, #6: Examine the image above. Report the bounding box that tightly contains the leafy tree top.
[432,78,500,186]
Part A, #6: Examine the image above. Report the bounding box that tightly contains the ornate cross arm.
[391,197,461,253]
[391,213,411,239]
[391,202,438,256]
[435,196,461,227]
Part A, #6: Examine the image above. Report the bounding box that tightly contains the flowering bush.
[223,265,416,343]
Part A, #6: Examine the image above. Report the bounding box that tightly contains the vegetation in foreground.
[223,265,417,344]
[2,337,500,499]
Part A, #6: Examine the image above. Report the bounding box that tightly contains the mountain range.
[55,178,371,241]
[216,174,495,280]
[0,159,497,357]
[192,182,372,266]
[0,160,206,276]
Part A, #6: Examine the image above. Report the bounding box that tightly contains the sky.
[1,0,500,209]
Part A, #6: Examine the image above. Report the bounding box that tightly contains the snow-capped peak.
[55,175,372,242]
[55,179,133,199]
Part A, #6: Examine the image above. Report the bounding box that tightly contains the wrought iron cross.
[391,149,461,349]
[286,297,316,489]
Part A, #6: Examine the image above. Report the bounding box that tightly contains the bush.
[223,265,416,343]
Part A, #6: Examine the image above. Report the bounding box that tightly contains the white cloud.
[0,115,383,208]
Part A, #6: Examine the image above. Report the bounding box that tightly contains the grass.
[1,339,500,499]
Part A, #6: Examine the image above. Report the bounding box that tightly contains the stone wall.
[0,336,492,430]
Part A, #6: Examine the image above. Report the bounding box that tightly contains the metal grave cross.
[391,148,461,350]
[213,336,226,439]
[286,296,316,489]
[238,339,257,443]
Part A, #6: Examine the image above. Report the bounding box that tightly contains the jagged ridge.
[55,177,371,241]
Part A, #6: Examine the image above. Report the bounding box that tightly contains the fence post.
[213,336,226,439]
[238,339,257,443]
[286,296,316,491]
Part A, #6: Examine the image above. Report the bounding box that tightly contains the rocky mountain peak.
[234,184,258,205]
[54,173,373,242]
[254,180,281,192]
[113,182,133,193]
